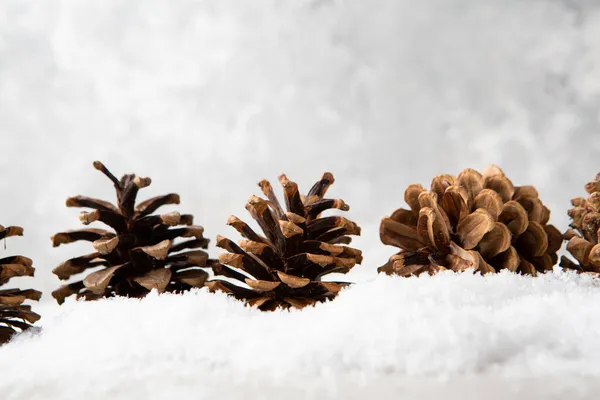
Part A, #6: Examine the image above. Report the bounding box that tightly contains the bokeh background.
[1,0,599,301]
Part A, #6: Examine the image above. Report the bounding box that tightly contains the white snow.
[2,271,600,399]
[2,0,600,398]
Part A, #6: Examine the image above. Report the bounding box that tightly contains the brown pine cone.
[560,172,600,273]
[51,162,216,304]
[1,225,41,345]
[208,172,362,311]
[379,165,562,277]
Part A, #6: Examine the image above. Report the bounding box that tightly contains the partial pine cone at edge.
[208,172,362,311]
[379,165,562,277]
[0,225,41,345]
[51,161,216,304]
[561,172,600,273]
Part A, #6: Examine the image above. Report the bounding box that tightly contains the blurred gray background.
[0,0,598,301]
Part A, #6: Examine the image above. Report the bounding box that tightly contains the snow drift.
[2,271,600,399]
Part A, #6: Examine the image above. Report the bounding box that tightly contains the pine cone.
[0,225,41,345]
[51,161,215,304]
[379,165,562,277]
[560,173,600,273]
[208,173,362,311]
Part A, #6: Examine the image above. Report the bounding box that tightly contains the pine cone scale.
[589,244,600,267]
[134,194,181,217]
[0,227,23,240]
[498,201,529,236]
[66,196,119,213]
[515,222,549,258]
[478,223,511,258]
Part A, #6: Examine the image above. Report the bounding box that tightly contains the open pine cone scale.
[209,173,362,311]
[379,166,562,277]
[51,162,215,304]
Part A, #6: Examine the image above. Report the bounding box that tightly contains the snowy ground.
[2,0,600,399]
[2,271,600,399]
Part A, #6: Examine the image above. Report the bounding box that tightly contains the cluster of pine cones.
[1,162,599,344]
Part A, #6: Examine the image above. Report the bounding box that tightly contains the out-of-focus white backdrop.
[1,0,599,299]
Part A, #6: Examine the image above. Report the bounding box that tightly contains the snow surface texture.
[1,0,600,399]
[2,271,600,399]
